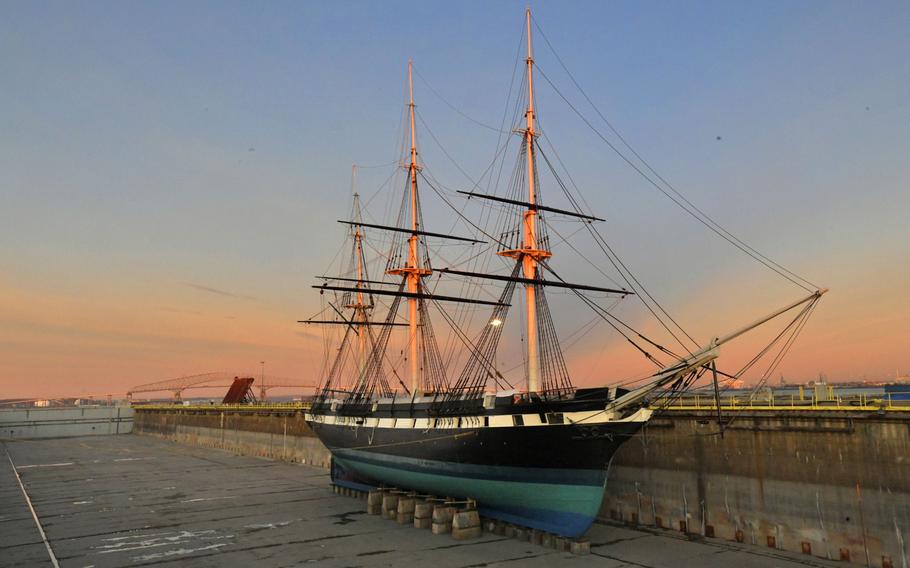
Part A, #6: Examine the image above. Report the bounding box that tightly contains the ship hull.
[308,416,646,536]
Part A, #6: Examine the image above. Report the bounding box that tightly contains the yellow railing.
[658,393,909,412]
[132,396,908,414]
[133,402,312,411]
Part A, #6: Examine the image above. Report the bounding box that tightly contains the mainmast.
[387,60,431,394]
[499,9,551,393]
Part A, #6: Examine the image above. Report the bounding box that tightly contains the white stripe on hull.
[305,407,652,429]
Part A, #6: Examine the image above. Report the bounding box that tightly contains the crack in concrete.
[356,549,395,557]
[590,534,649,547]
[591,549,656,567]
[425,537,511,551]
[459,551,552,567]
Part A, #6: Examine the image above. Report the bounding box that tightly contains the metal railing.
[132,401,312,411]
[656,392,910,412]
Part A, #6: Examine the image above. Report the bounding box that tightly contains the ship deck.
[1,434,845,567]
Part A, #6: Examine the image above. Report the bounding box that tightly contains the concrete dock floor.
[2,435,843,567]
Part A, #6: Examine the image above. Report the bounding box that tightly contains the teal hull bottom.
[334,450,607,537]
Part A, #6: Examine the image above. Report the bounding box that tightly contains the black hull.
[308,413,646,536]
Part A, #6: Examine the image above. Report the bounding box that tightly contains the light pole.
[259,361,266,402]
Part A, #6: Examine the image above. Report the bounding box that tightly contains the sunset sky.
[2,1,908,399]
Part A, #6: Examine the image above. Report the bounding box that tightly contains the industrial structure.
[127,371,315,402]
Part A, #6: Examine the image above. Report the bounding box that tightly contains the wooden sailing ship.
[301,10,825,537]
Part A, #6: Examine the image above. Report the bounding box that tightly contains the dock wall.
[603,410,910,567]
[133,406,910,567]
[134,407,330,467]
[0,406,133,439]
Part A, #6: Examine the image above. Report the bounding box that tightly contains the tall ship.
[301,10,825,537]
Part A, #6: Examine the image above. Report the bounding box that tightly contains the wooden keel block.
[414,501,433,520]
[541,533,555,549]
[452,525,482,540]
[367,491,383,507]
[397,496,416,514]
[431,505,454,524]
[414,517,433,529]
[452,510,480,530]
[381,494,399,520]
[570,539,591,555]
[431,522,452,535]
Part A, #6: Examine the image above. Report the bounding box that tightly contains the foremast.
[346,186,370,384]
[386,60,432,394]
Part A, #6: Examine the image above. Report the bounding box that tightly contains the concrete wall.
[134,408,330,468]
[601,411,910,568]
[134,407,910,567]
[0,406,133,439]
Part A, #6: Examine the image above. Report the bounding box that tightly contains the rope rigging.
[307,12,826,408]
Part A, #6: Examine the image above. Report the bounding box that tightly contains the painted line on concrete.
[180,496,238,503]
[5,448,60,568]
[16,462,75,469]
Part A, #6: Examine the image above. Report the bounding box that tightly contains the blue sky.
[1,1,908,397]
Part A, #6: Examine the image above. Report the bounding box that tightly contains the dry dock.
[129,402,910,567]
[3,434,847,567]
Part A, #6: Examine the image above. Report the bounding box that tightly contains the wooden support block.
[396,496,416,524]
[452,509,480,530]
[397,496,416,514]
[542,533,557,549]
[367,491,383,507]
[452,525,482,540]
[414,517,433,529]
[381,494,399,520]
[570,539,591,555]
[414,501,433,520]
[432,505,454,524]
[431,522,452,535]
